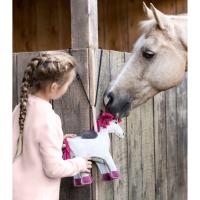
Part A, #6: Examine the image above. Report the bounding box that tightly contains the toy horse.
[63,112,125,187]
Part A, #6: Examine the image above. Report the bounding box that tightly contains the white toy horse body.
[68,121,124,172]
[65,119,125,186]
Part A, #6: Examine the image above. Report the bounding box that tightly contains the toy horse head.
[80,112,125,139]
[97,112,125,138]
[104,119,125,138]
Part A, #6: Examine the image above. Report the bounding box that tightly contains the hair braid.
[15,59,39,158]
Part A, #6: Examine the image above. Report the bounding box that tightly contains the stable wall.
[13,0,187,52]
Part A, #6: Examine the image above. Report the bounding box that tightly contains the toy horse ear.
[112,119,118,124]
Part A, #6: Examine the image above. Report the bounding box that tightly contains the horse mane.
[139,19,157,33]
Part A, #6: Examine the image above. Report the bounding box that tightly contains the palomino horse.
[104,2,187,117]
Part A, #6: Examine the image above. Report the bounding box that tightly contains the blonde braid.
[15,59,39,158]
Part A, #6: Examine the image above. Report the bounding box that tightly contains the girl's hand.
[62,133,77,148]
[83,157,92,173]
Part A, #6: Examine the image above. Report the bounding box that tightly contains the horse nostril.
[104,92,114,106]
[108,92,114,105]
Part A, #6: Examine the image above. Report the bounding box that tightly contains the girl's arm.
[39,122,89,179]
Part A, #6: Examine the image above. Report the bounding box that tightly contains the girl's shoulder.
[28,97,61,126]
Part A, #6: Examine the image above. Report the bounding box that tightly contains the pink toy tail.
[63,138,71,160]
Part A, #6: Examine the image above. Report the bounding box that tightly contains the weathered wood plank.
[125,52,143,200]
[35,0,59,50]
[71,0,98,48]
[97,0,106,49]
[153,92,168,200]
[110,50,128,200]
[127,0,146,51]
[104,0,129,51]
[95,49,110,115]
[127,106,143,200]
[88,48,98,133]
[176,0,187,14]
[93,49,113,200]
[166,87,178,200]
[13,0,71,52]
[140,99,155,200]
[91,49,113,200]
[176,75,187,200]
[56,0,71,49]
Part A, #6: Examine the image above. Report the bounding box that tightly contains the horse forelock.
[139,19,174,40]
[139,19,157,34]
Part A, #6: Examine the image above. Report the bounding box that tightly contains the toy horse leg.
[73,172,93,187]
[102,154,120,180]
[92,156,120,181]
[90,156,110,181]
[95,160,111,181]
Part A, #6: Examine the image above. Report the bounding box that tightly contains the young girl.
[13,52,92,200]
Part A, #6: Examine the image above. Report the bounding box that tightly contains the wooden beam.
[71,0,99,132]
[71,0,98,49]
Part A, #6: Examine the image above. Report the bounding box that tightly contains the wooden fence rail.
[13,49,187,200]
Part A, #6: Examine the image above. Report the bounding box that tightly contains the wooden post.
[71,0,98,49]
[70,1,98,199]
[71,0,98,133]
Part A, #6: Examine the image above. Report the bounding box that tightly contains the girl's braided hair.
[15,51,76,158]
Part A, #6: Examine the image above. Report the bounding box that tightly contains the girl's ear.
[49,82,58,92]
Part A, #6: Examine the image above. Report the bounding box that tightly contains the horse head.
[104,2,187,117]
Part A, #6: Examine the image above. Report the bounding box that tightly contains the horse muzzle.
[104,90,133,117]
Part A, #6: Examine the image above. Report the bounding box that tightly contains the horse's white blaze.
[109,57,132,92]
[108,34,145,94]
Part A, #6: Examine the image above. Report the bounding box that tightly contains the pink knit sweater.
[13,95,87,200]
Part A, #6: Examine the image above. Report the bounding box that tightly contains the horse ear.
[143,2,153,19]
[150,3,170,31]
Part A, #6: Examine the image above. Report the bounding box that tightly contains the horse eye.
[142,50,155,59]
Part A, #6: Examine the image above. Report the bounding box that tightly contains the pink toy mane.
[97,112,122,132]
